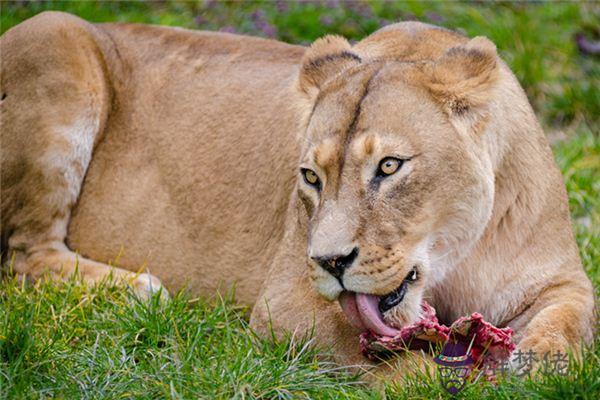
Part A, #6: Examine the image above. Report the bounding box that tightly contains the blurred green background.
[1,2,599,398]
[2,0,599,127]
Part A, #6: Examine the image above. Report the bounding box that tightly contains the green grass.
[2,1,598,126]
[1,276,598,399]
[1,1,599,398]
[0,277,370,398]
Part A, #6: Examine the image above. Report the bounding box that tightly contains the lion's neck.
[428,74,570,325]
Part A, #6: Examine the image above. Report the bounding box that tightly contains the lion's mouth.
[338,267,418,337]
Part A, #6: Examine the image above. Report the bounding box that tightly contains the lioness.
[1,12,595,374]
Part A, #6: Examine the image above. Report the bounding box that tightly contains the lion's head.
[295,23,501,336]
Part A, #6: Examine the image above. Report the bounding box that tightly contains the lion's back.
[1,11,308,303]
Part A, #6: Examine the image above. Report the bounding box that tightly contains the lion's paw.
[510,334,569,375]
[129,272,169,301]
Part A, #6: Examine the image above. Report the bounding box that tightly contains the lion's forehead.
[308,65,452,139]
[304,72,454,175]
[306,65,379,144]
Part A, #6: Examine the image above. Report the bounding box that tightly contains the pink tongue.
[338,291,365,330]
[338,292,401,337]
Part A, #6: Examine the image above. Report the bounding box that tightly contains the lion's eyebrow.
[363,134,375,156]
[348,133,377,161]
[313,139,339,168]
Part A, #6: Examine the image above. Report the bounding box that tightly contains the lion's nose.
[311,247,359,279]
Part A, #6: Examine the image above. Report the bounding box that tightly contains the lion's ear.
[298,35,362,99]
[418,37,499,117]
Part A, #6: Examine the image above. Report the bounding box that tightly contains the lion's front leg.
[249,198,433,382]
[511,274,595,370]
[248,192,362,365]
[249,256,436,382]
[249,238,367,367]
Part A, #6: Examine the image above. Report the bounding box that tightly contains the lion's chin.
[382,288,423,329]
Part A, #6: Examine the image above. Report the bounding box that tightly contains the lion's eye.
[301,168,321,189]
[377,157,402,177]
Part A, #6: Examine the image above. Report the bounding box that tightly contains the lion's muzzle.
[310,246,359,282]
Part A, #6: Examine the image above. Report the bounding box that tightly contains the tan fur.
[1,13,595,376]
